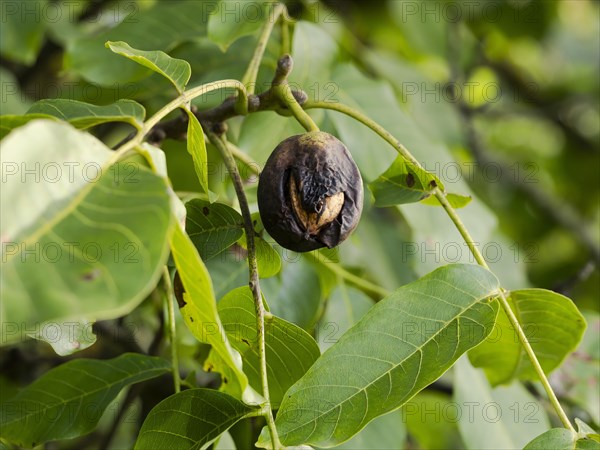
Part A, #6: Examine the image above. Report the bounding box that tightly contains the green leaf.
[524,429,599,450]
[207,0,267,52]
[0,0,47,65]
[468,288,586,386]
[183,110,209,193]
[27,98,146,130]
[553,311,600,424]
[169,224,252,402]
[217,287,320,408]
[1,120,172,346]
[289,21,340,99]
[66,2,206,86]
[265,264,500,447]
[205,250,249,299]
[261,257,322,330]
[0,68,32,114]
[318,410,406,450]
[421,192,473,208]
[0,353,170,447]
[576,418,600,440]
[403,391,464,449]
[30,319,96,356]
[453,357,550,450]
[369,155,444,207]
[105,41,191,94]
[186,199,243,260]
[316,284,373,352]
[238,234,282,279]
[0,114,56,140]
[135,388,258,450]
[237,112,305,165]
[134,143,187,226]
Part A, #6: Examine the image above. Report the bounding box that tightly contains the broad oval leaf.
[217,287,320,408]
[106,41,191,94]
[169,224,252,402]
[468,288,586,386]
[265,264,500,447]
[369,155,444,207]
[135,388,258,450]
[1,120,172,345]
[0,353,170,447]
[27,98,146,130]
[184,110,209,193]
[186,198,243,260]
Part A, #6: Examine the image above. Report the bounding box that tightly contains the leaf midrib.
[280,290,496,441]
[2,365,168,427]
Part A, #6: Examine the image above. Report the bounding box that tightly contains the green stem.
[208,130,283,449]
[307,252,390,298]
[280,15,291,55]
[273,82,319,132]
[434,189,575,432]
[433,189,487,268]
[114,80,247,157]
[163,267,181,393]
[226,141,262,178]
[307,99,575,432]
[241,3,286,95]
[304,101,419,165]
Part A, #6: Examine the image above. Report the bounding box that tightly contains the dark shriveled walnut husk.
[258,131,363,252]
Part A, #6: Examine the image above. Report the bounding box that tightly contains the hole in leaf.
[82,268,101,281]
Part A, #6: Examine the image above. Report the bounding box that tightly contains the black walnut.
[258,131,363,252]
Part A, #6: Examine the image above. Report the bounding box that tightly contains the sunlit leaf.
[169,224,253,402]
[30,319,96,356]
[1,120,172,346]
[184,110,209,192]
[0,114,56,140]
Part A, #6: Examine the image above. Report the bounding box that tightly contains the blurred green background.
[1,1,598,448]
